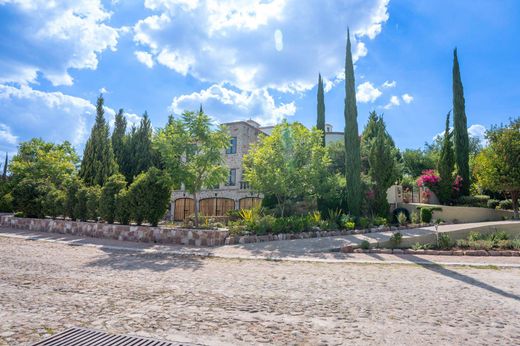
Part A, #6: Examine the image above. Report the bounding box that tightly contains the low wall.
[397,203,514,224]
[0,215,229,247]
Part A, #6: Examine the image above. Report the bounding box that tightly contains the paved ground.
[1,235,520,345]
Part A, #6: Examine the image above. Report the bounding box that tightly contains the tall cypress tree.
[2,152,7,180]
[112,108,127,172]
[344,29,362,217]
[316,73,326,146]
[452,48,470,195]
[122,112,155,182]
[437,111,455,204]
[79,95,117,186]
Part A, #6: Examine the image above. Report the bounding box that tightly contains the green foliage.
[357,216,370,229]
[411,242,432,250]
[111,108,127,174]
[452,49,470,196]
[127,167,171,226]
[474,118,520,218]
[99,173,126,224]
[11,178,47,218]
[243,121,330,217]
[80,95,118,186]
[0,179,13,212]
[154,110,230,225]
[316,73,326,146]
[372,216,388,227]
[420,208,433,223]
[360,240,370,250]
[64,176,83,220]
[389,232,402,248]
[42,185,65,219]
[468,231,482,241]
[411,211,420,224]
[437,233,452,249]
[397,212,407,226]
[344,29,362,217]
[456,195,489,208]
[115,188,131,225]
[74,186,89,221]
[437,111,455,204]
[457,231,517,250]
[402,149,435,178]
[487,199,499,209]
[498,199,513,210]
[86,186,101,221]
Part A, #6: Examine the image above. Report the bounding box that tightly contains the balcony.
[239,181,250,189]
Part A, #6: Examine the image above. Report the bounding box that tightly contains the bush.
[357,216,371,229]
[11,178,47,218]
[389,232,402,248]
[411,211,420,224]
[456,195,489,208]
[392,208,409,224]
[397,212,407,226]
[128,168,171,226]
[437,233,452,249]
[499,199,513,210]
[487,199,500,209]
[86,186,101,221]
[63,176,82,220]
[42,186,65,219]
[420,208,433,223]
[411,242,432,250]
[467,231,482,241]
[360,240,370,250]
[115,189,131,225]
[99,174,126,224]
[74,186,89,221]
[0,192,13,212]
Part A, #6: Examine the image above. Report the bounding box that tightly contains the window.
[226,169,236,186]
[226,137,237,154]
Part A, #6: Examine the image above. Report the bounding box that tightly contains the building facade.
[170,120,343,221]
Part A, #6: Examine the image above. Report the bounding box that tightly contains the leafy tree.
[99,173,126,224]
[243,121,330,217]
[402,149,436,178]
[79,95,118,186]
[474,118,520,218]
[327,140,346,175]
[316,73,326,146]
[452,48,470,195]
[112,108,127,172]
[367,118,400,216]
[75,186,89,221]
[437,112,455,204]
[127,167,171,226]
[64,176,83,220]
[11,178,47,218]
[344,29,362,217]
[154,110,230,226]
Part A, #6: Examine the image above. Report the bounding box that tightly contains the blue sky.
[1,0,519,157]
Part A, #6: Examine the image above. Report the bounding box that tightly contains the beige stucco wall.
[397,203,515,223]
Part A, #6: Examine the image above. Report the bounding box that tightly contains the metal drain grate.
[31,327,197,346]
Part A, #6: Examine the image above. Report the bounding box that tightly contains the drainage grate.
[31,327,197,346]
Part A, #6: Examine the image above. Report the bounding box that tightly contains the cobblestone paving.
[1,237,520,346]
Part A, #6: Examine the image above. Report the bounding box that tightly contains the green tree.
[79,94,117,186]
[2,152,7,180]
[127,167,171,226]
[42,185,65,219]
[316,73,326,146]
[99,173,126,224]
[452,48,470,195]
[86,185,101,221]
[154,110,230,226]
[243,121,330,217]
[367,118,400,217]
[112,108,127,172]
[115,188,131,225]
[474,118,520,218]
[121,112,156,182]
[402,149,435,178]
[344,29,362,217]
[437,111,455,204]
[64,176,83,220]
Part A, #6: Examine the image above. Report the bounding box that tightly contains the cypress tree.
[2,152,7,180]
[122,112,155,182]
[452,48,470,195]
[317,73,326,146]
[79,95,117,186]
[344,29,362,217]
[112,108,127,172]
[437,111,455,204]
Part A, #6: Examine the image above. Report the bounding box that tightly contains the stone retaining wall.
[0,215,229,247]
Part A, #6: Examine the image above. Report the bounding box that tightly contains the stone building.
[170,120,343,221]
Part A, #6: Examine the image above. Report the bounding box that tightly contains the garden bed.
[347,248,520,257]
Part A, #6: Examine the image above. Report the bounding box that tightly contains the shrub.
[128,168,171,226]
[327,208,343,228]
[411,242,432,250]
[74,186,89,221]
[64,176,83,220]
[86,186,101,221]
[360,240,370,250]
[11,178,47,218]
[42,186,65,219]
[420,208,433,223]
[456,195,489,208]
[255,215,276,235]
[389,232,402,248]
[437,233,452,249]
[115,188,131,225]
[498,199,513,210]
[357,216,371,229]
[487,199,500,209]
[411,211,420,224]
[99,174,126,224]
[397,212,407,226]
[489,230,509,242]
[468,231,482,241]
[392,208,409,224]
[372,216,388,227]
[344,221,356,230]
[0,192,13,212]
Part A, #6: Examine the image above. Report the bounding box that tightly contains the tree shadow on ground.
[84,248,206,272]
[400,254,520,302]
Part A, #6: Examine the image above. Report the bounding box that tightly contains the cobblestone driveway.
[1,236,520,345]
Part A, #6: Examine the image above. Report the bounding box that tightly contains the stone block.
[392,249,404,254]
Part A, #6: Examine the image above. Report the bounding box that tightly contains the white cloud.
[133,0,390,93]
[383,95,400,109]
[356,82,382,103]
[402,93,414,104]
[99,87,108,94]
[134,51,155,68]
[0,0,120,86]
[382,80,396,88]
[0,123,18,145]
[171,83,296,125]
[468,124,487,143]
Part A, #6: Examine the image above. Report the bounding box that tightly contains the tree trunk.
[193,191,199,227]
[511,191,519,220]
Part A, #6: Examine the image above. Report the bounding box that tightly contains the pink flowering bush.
[416,169,441,189]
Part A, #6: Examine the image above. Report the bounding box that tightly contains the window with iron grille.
[226,137,237,154]
[226,168,236,186]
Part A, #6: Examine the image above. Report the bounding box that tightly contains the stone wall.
[0,215,229,247]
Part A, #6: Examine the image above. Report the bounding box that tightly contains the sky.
[1,0,519,158]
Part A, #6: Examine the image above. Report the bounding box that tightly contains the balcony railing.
[240,181,250,189]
